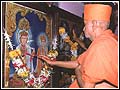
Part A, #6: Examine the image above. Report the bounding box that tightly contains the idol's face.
[40,35,46,42]
[20,35,28,46]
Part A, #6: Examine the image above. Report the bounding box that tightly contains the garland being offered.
[59,27,78,60]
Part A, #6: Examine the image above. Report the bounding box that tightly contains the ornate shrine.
[2,2,87,88]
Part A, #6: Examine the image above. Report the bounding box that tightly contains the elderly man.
[39,3,118,88]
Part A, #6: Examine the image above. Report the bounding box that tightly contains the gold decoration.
[37,13,44,21]
[5,2,29,36]
[45,16,52,41]
[4,46,10,88]
[18,17,30,31]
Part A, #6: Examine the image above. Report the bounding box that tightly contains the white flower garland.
[9,49,52,88]
[4,29,52,88]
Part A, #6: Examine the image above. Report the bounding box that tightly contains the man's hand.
[73,30,87,50]
[73,30,78,40]
[39,55,56,66]
[39,55,79,69]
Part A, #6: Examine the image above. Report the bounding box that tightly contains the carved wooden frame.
[3,2,52,88]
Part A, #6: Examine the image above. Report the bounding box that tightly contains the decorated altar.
[2,2,86,88]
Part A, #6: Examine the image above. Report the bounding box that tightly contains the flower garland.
[4,29,52,88]
[59,27,78,60]
[9,49,52,88]
[47,36,58,59]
